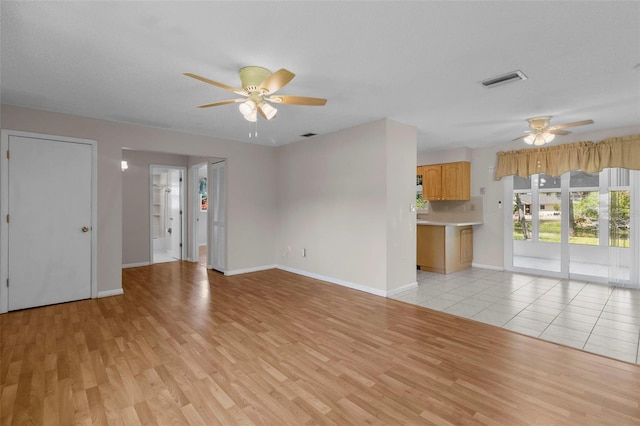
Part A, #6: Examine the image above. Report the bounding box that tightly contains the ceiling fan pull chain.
[248,121,258,139]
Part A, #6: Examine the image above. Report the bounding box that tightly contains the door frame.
[148,164,186,264]
[0,129,98,314]
[190,162,207,263]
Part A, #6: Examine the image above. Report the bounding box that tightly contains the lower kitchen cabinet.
[417,225,473,274]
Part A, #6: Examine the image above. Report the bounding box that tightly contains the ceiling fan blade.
[259,68,295,94]
[548,129,571,136]
[196,99,245,108]
[184,73,246,96]
[268,95,327,106]
[548,119,594,131]
[512,134,529,142]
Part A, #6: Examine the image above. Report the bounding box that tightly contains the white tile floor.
[153,249,178,263]
[391,268,640,364]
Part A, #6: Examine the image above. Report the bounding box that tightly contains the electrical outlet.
[470,204,476,211]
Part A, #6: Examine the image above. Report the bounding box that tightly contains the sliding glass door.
[505,168,638,287]
[511,173,562,275]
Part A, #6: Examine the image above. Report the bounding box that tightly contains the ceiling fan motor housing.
[239,66,272,93]
[528,116,551,132]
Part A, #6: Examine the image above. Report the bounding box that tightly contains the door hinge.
[180,243,183,248]
[179,177,183,182]
[6,150,9,160]
[180,210,183,215]
[6,278,8,288]
[5,214,9,223]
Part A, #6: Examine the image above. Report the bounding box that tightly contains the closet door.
[208,161,226,272]
[3,133,94,311]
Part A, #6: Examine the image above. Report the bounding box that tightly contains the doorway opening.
[150,165,185,263]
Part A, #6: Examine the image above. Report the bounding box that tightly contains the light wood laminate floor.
[2,262,640,425]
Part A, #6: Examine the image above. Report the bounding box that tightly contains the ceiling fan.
[184,66,327,122]
[512,116,594,146]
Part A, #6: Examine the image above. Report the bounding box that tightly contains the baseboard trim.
[386,281,418,297]
[276,265,387,297]
[98,288,124,298]
[472,263,504,271]
[224,264,278,276]
[122,262,150,269]
[206,263,416,298]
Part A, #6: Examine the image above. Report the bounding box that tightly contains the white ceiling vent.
[480,70,527,88]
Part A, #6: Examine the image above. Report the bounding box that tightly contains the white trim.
[472,263,504,271]
[277,265,387,297]
[224,264,277,276]
[386,281,418,297]
[503,176,514,272]
[0,130,97,313]
[225,264,405,298]
[122,262,151,269]
[98,288,124,298]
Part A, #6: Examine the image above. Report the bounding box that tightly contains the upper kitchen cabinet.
[419,161,470,201]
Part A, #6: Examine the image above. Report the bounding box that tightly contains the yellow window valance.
[495,134,640,178]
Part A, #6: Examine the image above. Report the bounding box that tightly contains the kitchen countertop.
[417,220,483,226]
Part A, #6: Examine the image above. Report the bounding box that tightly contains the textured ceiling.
[2,1,639,152]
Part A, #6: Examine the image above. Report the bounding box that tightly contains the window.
[513,169,631,248]
[508,167,637,285]
[513,176,532,241]
[569,171,600,245]
[609,190,630,247]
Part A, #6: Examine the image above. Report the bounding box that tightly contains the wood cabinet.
[417,225,473,274]
[417,161,470,201]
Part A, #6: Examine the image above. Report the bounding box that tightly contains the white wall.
[276,119,417,294]
[0,104,279,292]
[418,147,471,165]
[385,120,417,292]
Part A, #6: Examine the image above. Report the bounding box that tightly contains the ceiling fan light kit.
[238,100,255,116]
[184,66,327,124]
[524,132,555,146]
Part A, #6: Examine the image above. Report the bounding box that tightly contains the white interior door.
[208,161,226,272]
[169,169,182,260]
[5,134,93,310]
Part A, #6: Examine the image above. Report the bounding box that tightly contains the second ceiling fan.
[184,66,327,122]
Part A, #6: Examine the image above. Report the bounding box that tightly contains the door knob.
[82,226,89,233]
